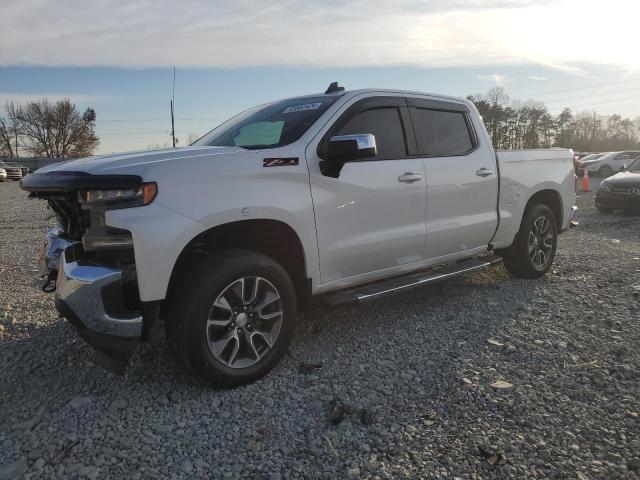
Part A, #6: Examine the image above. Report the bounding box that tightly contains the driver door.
[306,96,427,286]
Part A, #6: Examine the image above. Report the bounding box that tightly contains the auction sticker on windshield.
[283,103,322,114]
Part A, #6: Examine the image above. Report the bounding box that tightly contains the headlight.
[599,182,611,192]
[78,182,157,208]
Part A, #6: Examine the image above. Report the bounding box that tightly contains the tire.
[500,204,558,279]
[598,165,613,178]
[595,199,613,213]
[166,249,298,386]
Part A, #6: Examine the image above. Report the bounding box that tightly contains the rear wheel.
[166,250,297,386]
[500,204,558,279]
[598,165,613,177]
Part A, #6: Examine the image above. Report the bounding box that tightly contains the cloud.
[0,92,96,103]
[528,76,547,81]
[477,74,508,86]
[0,92,114,107]
[0,0,636,72]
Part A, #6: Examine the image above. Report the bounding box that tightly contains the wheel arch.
[166,219,311,311]
[525,188,564,231]
[495,186,564,254]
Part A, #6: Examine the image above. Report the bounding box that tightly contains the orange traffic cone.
[581,168,590,192]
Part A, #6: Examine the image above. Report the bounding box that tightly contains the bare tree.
[0,102,22,157]
[146,141,172,150]
[19,99,99,158]
[187,132,200,145]
[555,108,573,148]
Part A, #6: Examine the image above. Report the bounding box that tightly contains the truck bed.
[492,148,575,248]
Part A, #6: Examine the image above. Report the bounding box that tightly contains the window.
[232,121,284,147]
[615,152,640,161]
[410,108,474,156]
[628,158,640,173]
[194,95,339,150]
[336,107,407,160]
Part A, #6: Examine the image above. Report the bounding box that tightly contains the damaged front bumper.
[54,243,143,374]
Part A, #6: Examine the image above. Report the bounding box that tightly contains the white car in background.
[580,151,640,177]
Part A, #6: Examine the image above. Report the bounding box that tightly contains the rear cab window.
[407,98,476,157]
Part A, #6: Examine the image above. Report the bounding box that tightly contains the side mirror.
[320,134,377,178]
[327,134,376,161]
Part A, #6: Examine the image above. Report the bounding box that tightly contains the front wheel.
[595,199,613,213]
[166,250,298,386]
[500,204,558,279]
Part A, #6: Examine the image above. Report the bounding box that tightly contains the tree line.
[468,87,640,152]
[0,99,99,158]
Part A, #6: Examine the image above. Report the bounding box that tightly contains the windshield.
[628,157,640,173]
[193,96,339,150]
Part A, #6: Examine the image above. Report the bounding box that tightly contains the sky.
[1,0,639,154]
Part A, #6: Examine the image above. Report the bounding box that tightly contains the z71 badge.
[263,157,299,167]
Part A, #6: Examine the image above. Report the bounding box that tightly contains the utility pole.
[170,67,176,148]
[170,100,175,148]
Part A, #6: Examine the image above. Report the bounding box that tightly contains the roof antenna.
[325,82,345,94]
[170,67,176,148]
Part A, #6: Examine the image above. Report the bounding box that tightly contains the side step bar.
[323,255,503,306]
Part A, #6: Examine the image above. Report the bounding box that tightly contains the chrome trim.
[330,133,376,151]
[343,256,502,302]
[56,245,142,338]
[568,206,577,222]
[39,227,73,274]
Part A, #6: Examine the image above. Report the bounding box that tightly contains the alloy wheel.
[206,276,283,369]
[528,216,554,269]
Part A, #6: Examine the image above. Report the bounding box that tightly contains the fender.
[492,181,566,249]
[107,205,317,302]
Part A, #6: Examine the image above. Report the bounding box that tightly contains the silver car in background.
[580,151,640,177]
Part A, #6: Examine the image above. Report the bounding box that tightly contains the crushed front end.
[21,170,158,374]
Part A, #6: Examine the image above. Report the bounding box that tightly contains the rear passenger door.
[406,96,499,260]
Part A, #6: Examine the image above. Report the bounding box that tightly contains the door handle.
[475,168,494,177]
[398,172,423,183]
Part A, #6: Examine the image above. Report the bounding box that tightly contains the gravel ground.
[1,179,639,480]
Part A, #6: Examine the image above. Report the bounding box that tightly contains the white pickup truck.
[21,83,576,385]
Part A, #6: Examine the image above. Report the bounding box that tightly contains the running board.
[323,255,503,305]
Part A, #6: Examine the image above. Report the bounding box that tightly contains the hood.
[601,170,640,188]
[37,146,246,175]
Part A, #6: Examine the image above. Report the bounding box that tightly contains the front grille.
[611,187,631,195]
[611,186,640,196]
[48,196,88,241]
[3,168,21,178]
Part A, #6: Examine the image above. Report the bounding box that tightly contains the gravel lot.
[1,179,639,480]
